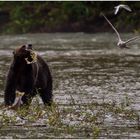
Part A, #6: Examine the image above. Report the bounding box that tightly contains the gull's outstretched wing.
[114,4,132,15]
[125,36,140,44]
[114,6,119,15]
[102,13,121,41]
[121,4,132,12]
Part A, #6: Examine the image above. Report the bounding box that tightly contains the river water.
[0,33,140,138]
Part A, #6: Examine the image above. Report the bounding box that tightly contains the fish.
[8,91,25,110]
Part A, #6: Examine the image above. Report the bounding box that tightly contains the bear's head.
[13,44,37,65]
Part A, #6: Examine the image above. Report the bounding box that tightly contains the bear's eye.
[13,51,15,55]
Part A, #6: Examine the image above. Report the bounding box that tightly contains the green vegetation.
[0,1,139,34]
[0,95,139,138]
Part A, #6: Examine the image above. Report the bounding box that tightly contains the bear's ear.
[21,45,26,49]
[26,44,33,50]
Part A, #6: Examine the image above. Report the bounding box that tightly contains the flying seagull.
[102,13,139,49]
[114,4,132,15]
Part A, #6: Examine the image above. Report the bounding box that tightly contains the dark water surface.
[0,33,140,138]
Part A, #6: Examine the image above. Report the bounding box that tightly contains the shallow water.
[0,33,140,138]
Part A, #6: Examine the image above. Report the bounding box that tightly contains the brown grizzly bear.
[4,44,53,107]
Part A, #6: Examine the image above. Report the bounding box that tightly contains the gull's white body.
[102,13,140,48]
[114,4,132,15]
